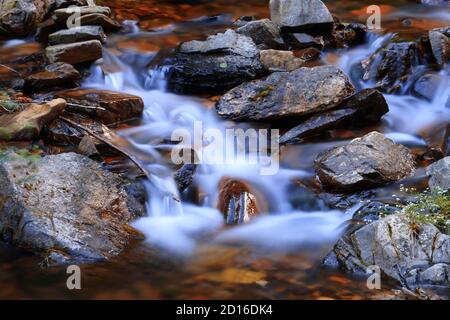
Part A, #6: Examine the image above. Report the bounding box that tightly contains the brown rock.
[25,62,81,91]
[217,178,263,225]
[0,98,66,141]
[260,49,305,72]
[55,89,144,124]
[0,0,53,37]
[45,40,103,64]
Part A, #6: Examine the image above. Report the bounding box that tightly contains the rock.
[419,122,450,160]
[0,99,66,141]
[295,47,321,61]
[260,49,305,72]
[53,5,111,22]
[0,151,144,264]
[169,30,264,93]
[287,33,324,50]
[45,40,103,64]
[77,134,99,157]
[315,132,416,192]
[216,65,355,121]
[235,19,284,50]
[75,13,122,31]
[174,164,197,193]
[43,118,85,145]
[362,42,418,92]
[217,178,262,225]
[324,214,450,287]
[53,0,87,9]
[344,23,368,45]
[232,16,256,28]
[351,201,398,225]
[280,89,389,144]
[412,73,442,101]
[0,42,44,90]
[55,89,144,124]
[35,17,60,43]
[48,26,106,45]
[269,0,334,33]
[25,62,81,91]
[426,156,450,190]
[429,30,450,66]
[0,0,53,37]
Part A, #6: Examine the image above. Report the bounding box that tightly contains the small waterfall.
[331,33,450,145]
[82,47,348,255]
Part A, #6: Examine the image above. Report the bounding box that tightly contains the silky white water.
[81,27,450,256]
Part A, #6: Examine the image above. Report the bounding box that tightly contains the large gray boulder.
[169,30,264,93]
[269,0,334,32]
[427,156,450,190]
[315,132,416,192]
[216,65,355,121]
[324,214,450,287]
[0,0,53,37]
[0,151,145,264]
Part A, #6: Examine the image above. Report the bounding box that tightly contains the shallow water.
[1,0,450,299]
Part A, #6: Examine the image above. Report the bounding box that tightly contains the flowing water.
[0,0,450,299]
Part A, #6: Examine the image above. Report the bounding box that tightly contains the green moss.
[400,188,450,235]
[251,85,274,101]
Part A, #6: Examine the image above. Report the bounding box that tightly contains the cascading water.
[82,44,352,255]
[330,32,450,146]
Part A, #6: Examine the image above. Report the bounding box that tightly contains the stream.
[0,0,449,299]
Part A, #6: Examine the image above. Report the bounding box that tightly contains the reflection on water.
[1,0,450,300]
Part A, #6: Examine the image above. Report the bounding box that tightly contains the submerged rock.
[426,156,450,190]
[412,73,442,101]
[217,178,262,225]
[0,99,66,141]
[269,0,334,33]
[45,40,103,65]
[0,152,145,264]
[324,214,450,287]
[169,30,263,93]
[0,0,53,37]
[55,88,144,124]
[280,89,389,144]
[235,19,284,50]
[259,49,305,72]
[429,30,450,66]
[315,132,416,192]
[174,164,197,193]
[216,65,355,121]
[25,62,81,91]
[48,26,106,45]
